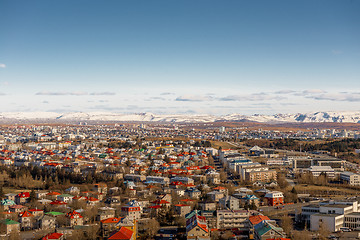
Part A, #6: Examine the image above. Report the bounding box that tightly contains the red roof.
[87,197,99,202]
[66,210,83,219]
[249,215,270,225]
[17,192,30,198]
[108,226,134,240]
[47,191,61,196]
[151,199,169,205]
[170,181,184,186]
[101,217,123,224]
[174,204,190,207]
[72,196,82,200]
[29,208,44,212]
[200,166,214,170]
[148,205,162,209]
[19,211,34,218]
[50,200,67,205]
[180,199,195,202]
[42,232,64,240]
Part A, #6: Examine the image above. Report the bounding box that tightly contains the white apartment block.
[340,171,360,186]
[216,210,249,229]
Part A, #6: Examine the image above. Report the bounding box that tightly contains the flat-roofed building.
[216,209,249,229]
[310,213,344,232]
[307,166,335,178]
[344,212,360,230]
[245,169,277,183]
[340,171,360,186]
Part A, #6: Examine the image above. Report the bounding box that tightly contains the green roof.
[0,219,20,225]
[254,221,284,237]
[58,194,73,197]
[45,211,64,216]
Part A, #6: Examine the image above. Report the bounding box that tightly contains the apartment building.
[245,170,277,183]
[216,210,249,229]
[340,171,360,186]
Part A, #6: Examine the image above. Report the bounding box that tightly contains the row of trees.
[243,138,360,153]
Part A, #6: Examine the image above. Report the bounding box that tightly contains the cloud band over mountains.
[36,91,116,96]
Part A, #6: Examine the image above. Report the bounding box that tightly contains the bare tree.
[280,214,293,237]
[138,218,159,239]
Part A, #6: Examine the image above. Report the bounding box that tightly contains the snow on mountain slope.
[0,112,60,120]
[0,111,360,123]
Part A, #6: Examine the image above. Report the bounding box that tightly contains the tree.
[29,190,36,203]
[249,200,257,210]
[318,222,330,240]
[8,231,20,240]
[138,218,159,239]
[219,170,227,182]
[84,224,100,240]
[292,230,312,240]
[0,186,4,199]
[71,230,87,240]
[280,214,293,237]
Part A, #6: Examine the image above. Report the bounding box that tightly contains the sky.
[0,0,360,115]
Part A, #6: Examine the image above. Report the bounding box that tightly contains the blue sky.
[1,0,359,115]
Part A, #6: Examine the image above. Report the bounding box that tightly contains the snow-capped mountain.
[0,111,360,123]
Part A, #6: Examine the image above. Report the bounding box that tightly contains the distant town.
[0,122,359,240]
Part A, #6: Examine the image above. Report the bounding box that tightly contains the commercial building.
[340,171,360,186]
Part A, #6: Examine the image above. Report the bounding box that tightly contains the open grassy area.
[210,141,239,150]
[290,184,359,197]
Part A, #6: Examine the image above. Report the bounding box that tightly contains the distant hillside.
[0,111,360,123]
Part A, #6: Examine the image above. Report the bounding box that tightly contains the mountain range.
[1,111,360,123]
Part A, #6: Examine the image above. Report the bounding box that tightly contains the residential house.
[206,191,224,202]
[57,194,73,203]
[18,210,34,230]
[219,196,240,210]
[253,220,287,240]
[108,226,135,240]
[15,192,30,204]
[100,217,123,238]
[42,232,64,240]
[264,192,284,206]
[38,214,56,230]
[97,207,115,221]
[0,199,16,211]
[174,204,192,217]
[66,210,83,227]
[185,211,210,240]
[121,201,141,221]
[0,219,20,235]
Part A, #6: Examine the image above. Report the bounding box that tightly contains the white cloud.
[220,94,286,101]
[90,92,116,95]
[0,63,6,68]
[307,92,360,102]
[175,95,214,102]
[36,91,88,96]
[274,90,296,94]
[294,89,327,96]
